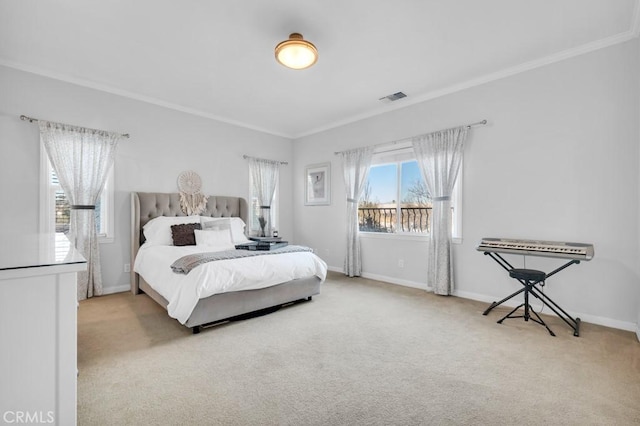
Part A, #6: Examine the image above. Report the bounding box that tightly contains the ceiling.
[1,0,639,138]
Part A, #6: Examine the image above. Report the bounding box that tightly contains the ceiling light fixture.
[275,33,318,70]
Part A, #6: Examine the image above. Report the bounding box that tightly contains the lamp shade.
[275,33,318,70]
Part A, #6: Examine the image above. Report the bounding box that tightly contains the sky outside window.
[401,161,421,202]
[367,164,396,204]
[366,161,422,204]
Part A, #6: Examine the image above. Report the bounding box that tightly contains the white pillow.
[200,217,248,244]
[143,215,200,246]
[194,229,235,252]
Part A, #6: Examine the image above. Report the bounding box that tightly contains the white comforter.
[134,245,328,324]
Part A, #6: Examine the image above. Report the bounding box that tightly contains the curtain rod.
[334,119,487,155]
[243,154,288,165]
[20,115,130,138]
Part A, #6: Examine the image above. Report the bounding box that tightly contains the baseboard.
[327,266,637,333]
[326,265,430,291]
[360,272,429,291]
[454,289,637,333]
[577,314,636,333]
[102,284,130,295]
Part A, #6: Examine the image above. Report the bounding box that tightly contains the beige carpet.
[78,272,640,425]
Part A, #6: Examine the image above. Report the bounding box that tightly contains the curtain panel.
[247,157,280,237]
[338,147,373,277]
[412,126,467,295]
[39,120,120,300]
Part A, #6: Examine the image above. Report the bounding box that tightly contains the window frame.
[39,144,115,243]
[248,174,279,237]
[359,145,463,242]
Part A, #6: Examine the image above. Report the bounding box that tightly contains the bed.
[130,192,326,333]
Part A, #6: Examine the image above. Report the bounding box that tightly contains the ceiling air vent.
[379,91,407,103]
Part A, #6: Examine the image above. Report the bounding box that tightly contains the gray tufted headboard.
[130,192,249,293]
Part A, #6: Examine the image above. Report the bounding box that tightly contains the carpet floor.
[77,272,640,425]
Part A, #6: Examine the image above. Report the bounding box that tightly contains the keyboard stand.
[481,252,582,337]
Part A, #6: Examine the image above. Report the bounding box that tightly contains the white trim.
[361,272,431,291]
[358,232,462,244]
[360,232,428,242]
[102,284,130,295]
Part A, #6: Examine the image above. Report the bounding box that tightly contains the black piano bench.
[496,269,556,336]
[509,268,545,283]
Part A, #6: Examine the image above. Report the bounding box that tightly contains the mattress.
[134,244,327,324]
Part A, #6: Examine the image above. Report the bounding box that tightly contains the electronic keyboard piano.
[476,237,594,261]
[477,237,595,337]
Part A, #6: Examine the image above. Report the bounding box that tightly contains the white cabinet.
[0,234,86,426]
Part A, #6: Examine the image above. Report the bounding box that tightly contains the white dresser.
[0,233,86,426]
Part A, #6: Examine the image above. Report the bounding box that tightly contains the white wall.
[293,39,640,330]
[1,38,638,332]
[0,65,294,293]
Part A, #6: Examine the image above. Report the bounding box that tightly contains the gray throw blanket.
[171,245,313,275]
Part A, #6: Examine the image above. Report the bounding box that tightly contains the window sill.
[359,232,462,244]
[98,236,114,244]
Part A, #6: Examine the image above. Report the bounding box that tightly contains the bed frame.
[130,192,321,334]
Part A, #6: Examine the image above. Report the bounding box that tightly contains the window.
[40,145,114,242]
[248,175,278,237]
[358,143,462,238]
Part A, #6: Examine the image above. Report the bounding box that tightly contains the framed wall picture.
[305,163,331,206]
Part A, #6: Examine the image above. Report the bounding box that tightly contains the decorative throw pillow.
[194,229,235,252]
[171,223,202,246]
[201,217,231,231]
[201,217,248,244]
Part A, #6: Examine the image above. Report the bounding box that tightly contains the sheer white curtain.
[412,126,467,295]
[338,147,373,277]
[39,120,121,300]
[247,157,280,237]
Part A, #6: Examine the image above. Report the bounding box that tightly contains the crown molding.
[0,58,292,139]
[294,29,640,139]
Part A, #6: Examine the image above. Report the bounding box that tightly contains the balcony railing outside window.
[358,207,432,233]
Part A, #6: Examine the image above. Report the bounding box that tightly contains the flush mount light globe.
[275,33,318,70]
